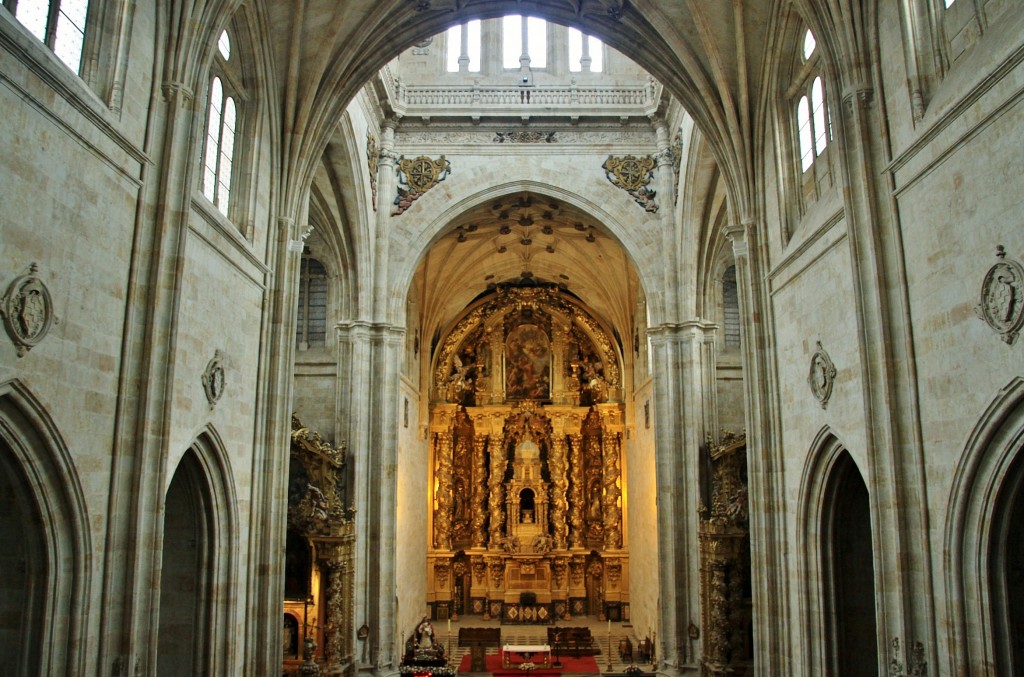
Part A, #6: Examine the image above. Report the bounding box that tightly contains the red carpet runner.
[457,654,600,675]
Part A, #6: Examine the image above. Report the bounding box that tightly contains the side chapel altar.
[426,284,630,624]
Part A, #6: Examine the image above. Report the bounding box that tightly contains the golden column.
[598,405,624,549]
[431,405,458,550]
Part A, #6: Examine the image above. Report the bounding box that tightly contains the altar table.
[501,644,552,669]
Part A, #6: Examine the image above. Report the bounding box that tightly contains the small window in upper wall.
[446,20,481,72]
[8,0,90,72]
[944,0,956,7]
[568,28,604,72]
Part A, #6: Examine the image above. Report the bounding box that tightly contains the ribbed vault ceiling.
[413,192,640,349]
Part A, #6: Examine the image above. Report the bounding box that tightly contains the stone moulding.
[1,263,55,357]
[975,245,1023,345]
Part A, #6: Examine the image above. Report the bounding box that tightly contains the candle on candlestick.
[448,618,451,633]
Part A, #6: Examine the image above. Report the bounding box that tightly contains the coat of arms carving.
[808,341,837,408]
[603,155,658,212]
[393,155,451,215]
[1,263,54,356]
[975,245,1023,345]
[202,350,226,407]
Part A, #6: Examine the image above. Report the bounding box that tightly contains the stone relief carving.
[494,131,558,143]
[395,130,654,145]
[202,350,226,408]
[603,155,658,213]
[975,245,1023,345]
[366,131,379,211]
[807,341,837,409]
[1,263,55,356]
[393,155,451,215]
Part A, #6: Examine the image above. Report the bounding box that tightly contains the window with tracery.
[794,30,830,173]
[568,28,603,72]
[446,20,481,72]
[202,30,238,215]
[503,15,547,69]
[5,0,90,72]
[296,256,327,350]
[787,27,833,211]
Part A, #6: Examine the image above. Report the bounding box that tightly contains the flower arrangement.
[624,664,644,675]
[399,666,455,677]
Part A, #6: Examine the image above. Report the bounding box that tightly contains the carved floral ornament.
[603,155,658,212]
[808,341,837,408]
[1,263,55,356]
[975,245,1023,345]
[366,131,379,211]
[393,155,451,215]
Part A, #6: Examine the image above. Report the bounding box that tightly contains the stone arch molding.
[149,425,241,674]
[794,426,865,675]
[0,379,91,677]
[388,176,663,323]
[944,376,1024,675]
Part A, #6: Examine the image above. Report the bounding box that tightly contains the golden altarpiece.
[283,417,356,676]
[426,284,629,624]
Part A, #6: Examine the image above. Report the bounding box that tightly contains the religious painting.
[505,324,551,400]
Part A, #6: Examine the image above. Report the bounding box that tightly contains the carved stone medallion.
[202,350,226,408]
[808,341,837,408]
[1,263,54,356]
[393,155,451,215]
[603,155,658,212]
[975,245,1023,345]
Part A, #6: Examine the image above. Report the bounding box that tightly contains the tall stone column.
[372,119,398,324]
[835,81,936,666]
[568,430,585,548]
[647,320,717,669]
[337,322,404,670]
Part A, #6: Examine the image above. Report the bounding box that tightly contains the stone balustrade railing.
[380,72,662,117]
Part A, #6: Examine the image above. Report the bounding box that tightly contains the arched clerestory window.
[4,0,91,73]
[202,30,238,216]
[792,29,832,195]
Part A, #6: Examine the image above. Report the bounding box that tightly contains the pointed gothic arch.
[796,428,879,675]
[945,377,1024,674]
[152,427,239,676]
[0,379,90,677]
